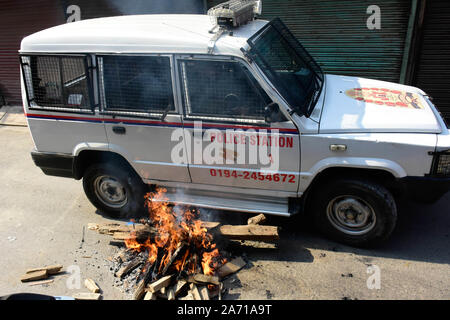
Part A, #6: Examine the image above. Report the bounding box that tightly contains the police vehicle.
[20,0,450,247]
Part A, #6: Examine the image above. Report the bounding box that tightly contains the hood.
[318,74,442,134]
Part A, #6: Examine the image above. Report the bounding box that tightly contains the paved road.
[0,125,449,299]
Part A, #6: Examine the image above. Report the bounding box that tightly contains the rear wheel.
[83,162,147,219]
[308,178,397,247]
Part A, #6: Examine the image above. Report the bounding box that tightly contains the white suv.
[20,3,449,247]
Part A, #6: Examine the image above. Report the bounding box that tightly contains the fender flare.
[299,157,407,192]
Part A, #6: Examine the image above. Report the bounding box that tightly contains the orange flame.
[124,187,226,276]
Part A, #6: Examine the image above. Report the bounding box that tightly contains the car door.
[98,54,191,183]
[175,55,300,193]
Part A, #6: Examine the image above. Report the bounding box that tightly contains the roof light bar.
[208,0,262,28]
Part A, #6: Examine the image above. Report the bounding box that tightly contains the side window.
[179,59,271,122]
[100,55,174,114]
[21,55,92,112]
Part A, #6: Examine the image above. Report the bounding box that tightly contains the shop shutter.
[0,0,64,105]
[260,0,411,83]
[413,0,450,125]
[208,0,411,83]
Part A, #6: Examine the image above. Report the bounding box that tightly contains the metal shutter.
[208,0,412,83]
[413,0,450,124]
[0,0,64,105]
[260,0,411,83]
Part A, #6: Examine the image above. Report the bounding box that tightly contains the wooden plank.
[217,257,246,278]
[72,292,101,300]
[21,270,48,282]
[174,279,188,296]
[113,232,132,240]
[199,286,210,300]
[115,257,142,278]
[147,275,173,293]
[84,278,100,293]
[189,283,202,300]
[87,223,99,230]
[187,273,220,286]
[97,223,156,235]
[98,223,122,234]
[208,282,224,300]
[218,225,279,242]
[161,242,186,276]
[133,280,147,300]
[167,287,175,300]
[143,292,157,300]
[201,221,221,230]
[247,214,267,225]
[27,279,54,286]
[26,264,63,275]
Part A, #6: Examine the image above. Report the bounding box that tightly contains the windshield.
[247,18,324,117]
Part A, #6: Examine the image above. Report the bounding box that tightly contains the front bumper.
[398,176,450,203]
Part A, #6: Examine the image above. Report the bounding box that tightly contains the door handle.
[112,126,126,135]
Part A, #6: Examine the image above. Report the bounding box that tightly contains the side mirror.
[264,102,287,123]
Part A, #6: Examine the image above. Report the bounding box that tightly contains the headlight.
[431,151,450,176]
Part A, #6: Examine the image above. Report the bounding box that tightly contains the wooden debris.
[95,216,277,300]
[247,214,267,225]
[133,280,147,300]
[174,279,188,296]
[199,286,210,300]
[167,287,175,300]
[161,242,186,276]
[72,292,101,300]
[98,223,122,235]
[84,278,100,293]
[26,264,63,275]
[217,257,247,278]
[189,283,202,300]
[113,232,133,241]
[87,223,99,230]
[21,270,48,282]
[219,283,223,300]
[115,257,142,278]
[187,273,220,286]
[179,292,194,300]
[95,222,156,236]
[218,224,279,242]
[147,275,173,293]
[201,221,221,230]
[27,279,54,286]
[143,292,157,300]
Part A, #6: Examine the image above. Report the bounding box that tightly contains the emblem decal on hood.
[345,88,425,109]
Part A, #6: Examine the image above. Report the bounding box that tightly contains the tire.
[82,162,147,219]
[308,178,397,248]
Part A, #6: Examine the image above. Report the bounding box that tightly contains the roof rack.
[207,0,262,53]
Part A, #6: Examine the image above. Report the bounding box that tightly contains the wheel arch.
[303,166,403,204]
[73,150,140,181]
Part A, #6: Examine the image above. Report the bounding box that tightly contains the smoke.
[109,0,206,15]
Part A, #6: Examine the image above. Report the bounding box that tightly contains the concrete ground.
[0,106,28,127]
[0,125,449,300]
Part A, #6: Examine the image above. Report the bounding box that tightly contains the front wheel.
[309,178,397,248]
[83,162,147,219]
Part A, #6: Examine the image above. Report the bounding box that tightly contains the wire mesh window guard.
[21,55,92,112]
[100,55,174,114]
[179,59,270,122]
[247,18,324,117]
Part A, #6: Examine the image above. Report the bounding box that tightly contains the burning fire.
[124,188,226,277]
